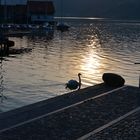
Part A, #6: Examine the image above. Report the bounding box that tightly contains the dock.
[0,83,139,140]
[0,34,15,56]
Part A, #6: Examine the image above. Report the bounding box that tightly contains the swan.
[66,73,82,90]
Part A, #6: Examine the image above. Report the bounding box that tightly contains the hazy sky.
[0,0,26,5]
[0,0,139,19]
[53,0,140,19]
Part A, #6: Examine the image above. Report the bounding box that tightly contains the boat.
[56,0,70,32]
[0,35,15,56]
[56,23,69,32]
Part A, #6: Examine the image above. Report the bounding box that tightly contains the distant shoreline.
[55,16,140,23]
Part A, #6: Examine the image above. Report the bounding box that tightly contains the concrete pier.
[0,83,139,140]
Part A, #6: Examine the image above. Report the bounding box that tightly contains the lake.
[0,19,140,112]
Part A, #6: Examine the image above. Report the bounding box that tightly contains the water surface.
[0,19,140,112]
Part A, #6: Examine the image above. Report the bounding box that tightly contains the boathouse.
[0,0,55,24]
[27,1,55,24]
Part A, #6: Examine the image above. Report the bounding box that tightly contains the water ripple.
[1,20,140,111]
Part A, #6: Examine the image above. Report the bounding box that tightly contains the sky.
[53,0,140,19]
[0,0,140,19]
[0,0,26,5]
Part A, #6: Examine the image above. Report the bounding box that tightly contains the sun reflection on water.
[79,36,104,85]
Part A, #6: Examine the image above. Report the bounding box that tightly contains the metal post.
[134,63,140,88]
[138,68,140,88]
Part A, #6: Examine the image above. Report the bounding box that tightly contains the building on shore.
[0,0,55,24]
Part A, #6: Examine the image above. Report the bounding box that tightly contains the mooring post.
[134,63,140,88]
[139,75,140,88]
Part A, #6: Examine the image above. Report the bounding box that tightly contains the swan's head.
[78,73,82,76]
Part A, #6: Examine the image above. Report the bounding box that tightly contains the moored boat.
[56,23,69,32]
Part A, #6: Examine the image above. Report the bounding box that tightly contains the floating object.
[6,40,15,47]
[66,73,82,90]
[0,35,14,47]
[102,73,125,87]
[0,35,15,56]
[56,23,69,32]
[134,63,140,64]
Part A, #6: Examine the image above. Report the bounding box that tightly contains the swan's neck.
[78,75,81,90]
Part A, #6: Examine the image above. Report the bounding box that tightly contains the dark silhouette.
[102,73,125,87]
[56,23,69,32]
[0,35,15,56]
[66,73,82,90]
